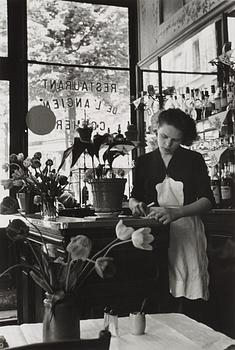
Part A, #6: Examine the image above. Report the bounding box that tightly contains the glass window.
[0,81,9,202]
[0,0,7,57]
[228,15,235,51]
[27,1,129,68]
[27,0,132,203]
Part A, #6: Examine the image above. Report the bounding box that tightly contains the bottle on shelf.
[214,85,222,113]
[210,165,222,208]
[220,84,228,111]
[209,85,216,114]
[204,89,212,118]
[81,182,89,206]
[194,88,203,121]
[220,163,233,208]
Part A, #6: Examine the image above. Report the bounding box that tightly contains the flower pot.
[16,190,35,214]
[43,294,80,342]
[90,178,126,216]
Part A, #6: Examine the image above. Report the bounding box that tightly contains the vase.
[17,190,35,214]
[41,196,58,220]
[90,178,126,217]
[43,294,81,342]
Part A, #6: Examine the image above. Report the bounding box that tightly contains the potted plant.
[58,120,138,216]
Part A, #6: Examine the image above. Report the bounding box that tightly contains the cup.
[129,312,146,335]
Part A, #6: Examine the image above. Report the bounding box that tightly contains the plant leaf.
[57,145,73,172]
[71,138,87,168]
[29,270,53,293]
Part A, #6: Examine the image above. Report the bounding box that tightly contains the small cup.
[129,312,146,335]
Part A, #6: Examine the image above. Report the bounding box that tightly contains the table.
[0,313,234,350]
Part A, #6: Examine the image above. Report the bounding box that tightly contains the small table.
[0,313,234,350]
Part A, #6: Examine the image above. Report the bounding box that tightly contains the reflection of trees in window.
[27,1,131,173]
[0,0,7,56]
[27,1,129,67]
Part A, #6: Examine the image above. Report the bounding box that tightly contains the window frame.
[4,0,138,159]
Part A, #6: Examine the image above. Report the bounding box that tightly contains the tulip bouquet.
[1,152,68,217]
[0,216,154,306]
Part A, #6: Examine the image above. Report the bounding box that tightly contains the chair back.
[8,330,111,350]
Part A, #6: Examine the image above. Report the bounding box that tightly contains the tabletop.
[0,313,234,350]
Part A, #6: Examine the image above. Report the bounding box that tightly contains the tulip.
[33,152,42,160]
[58,175,68,186]
[66,235,92,261]
[115,219,134,240]
[33,195,42,205]
[23,158,32,168]
[9,154,18,163]
[132,227,154,251]
[6,219,29,241]
[95,257,116,278]
[17,153,24,162]
[31,158,41,169]
[45,159,53,167]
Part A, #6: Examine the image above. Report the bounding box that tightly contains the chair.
[8,330,111,350]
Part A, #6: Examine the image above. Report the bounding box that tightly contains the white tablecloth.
[0,313,234,349]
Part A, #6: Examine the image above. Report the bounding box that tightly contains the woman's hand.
[129,198,147,217]
[147,206,181,224]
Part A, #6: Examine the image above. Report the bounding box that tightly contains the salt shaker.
[109,309,119,337]
[103,306,111,330]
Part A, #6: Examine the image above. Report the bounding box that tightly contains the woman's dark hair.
[158,108,197,146]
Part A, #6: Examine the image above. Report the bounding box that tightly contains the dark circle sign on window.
[26,105,56,135]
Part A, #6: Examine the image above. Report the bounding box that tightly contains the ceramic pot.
[90,178,126,216]
[43,294,80,342]
[17,190,35,214]
[129,312,146,335]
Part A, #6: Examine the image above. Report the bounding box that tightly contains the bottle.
[221,163,233,208]
[221,84,228,111]
[214,85,222,113]
[210,165,221,208]
[194,88,203,121]
[81,183,89,206]
[210,85,216,114]
[204,90,211,118]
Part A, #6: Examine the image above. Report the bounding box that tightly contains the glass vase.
[43,294,81,342]
[41,196,58,220]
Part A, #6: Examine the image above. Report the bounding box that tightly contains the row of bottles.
[164,81,235,121]
[210,162,235,209]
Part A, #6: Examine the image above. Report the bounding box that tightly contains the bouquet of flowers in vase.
[0,216,154,306]
[1,152,68,217]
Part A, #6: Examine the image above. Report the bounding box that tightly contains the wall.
[137,0,232,64]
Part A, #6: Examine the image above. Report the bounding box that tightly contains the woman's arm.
[147,197,212,225]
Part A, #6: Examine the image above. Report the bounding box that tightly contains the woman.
[129,108,215,319]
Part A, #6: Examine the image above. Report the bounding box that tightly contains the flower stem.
[76,238,119,280]
[18,211,49,256]
[65,259,73,292]
[25,238,47,280]
[104,239,132,256]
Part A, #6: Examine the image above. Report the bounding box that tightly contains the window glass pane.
[0,0,7,57]
[28,64,131,201]
[161,23,217,73]
[0,81,9,202]
[27,0,129,68]
[228,16,235,51]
